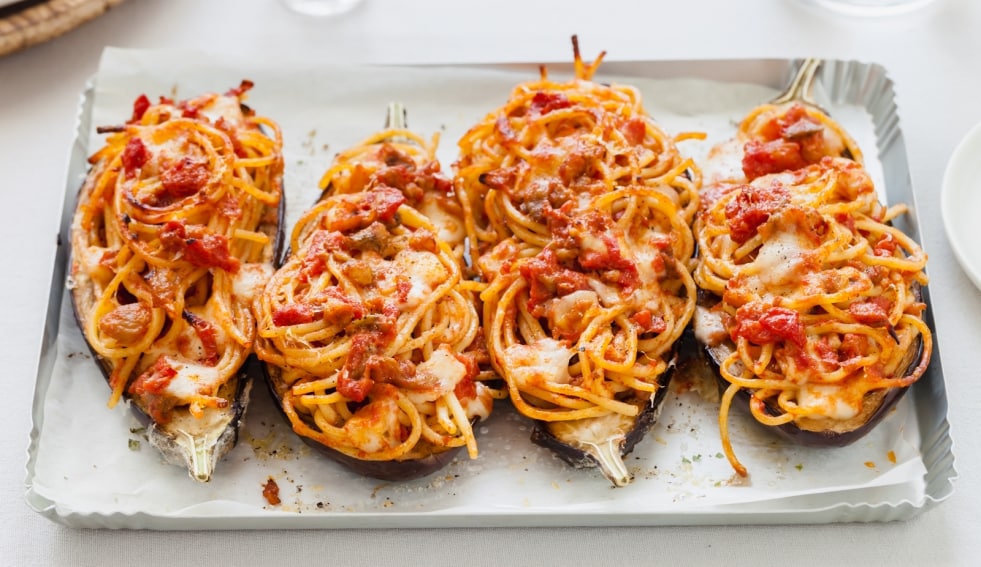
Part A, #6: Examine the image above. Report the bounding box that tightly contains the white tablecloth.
[2,0,978,564]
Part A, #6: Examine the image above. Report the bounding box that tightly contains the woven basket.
[0,0,127,57]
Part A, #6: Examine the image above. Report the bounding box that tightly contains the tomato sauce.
[732,304,806,348]
[724,185,790,244]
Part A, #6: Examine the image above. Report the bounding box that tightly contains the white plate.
[941,122,981,291]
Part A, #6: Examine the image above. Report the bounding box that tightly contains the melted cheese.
[578,232,608,258]
[75,244,114,289]
[797,383,860,420]
[693,305,728,347]
[138,135,201,179]
[393,249,447,308]
[342,394,400,453]
[405,347,468,404]
[141,302,226,365]
[502,338,573,388]
[162,358,225,400]
[419,195,465,248]
[81,245,109,275]
[633,245,662,285]
[587,279,621,306]
[547,289,598,322]
[199,94,245,126]
[232,262,273,303]
[477,239,518,280]
[463,383,495,421]
[752,228,809,287]
[701,137,746,185]
[629,244,662,311]
[735,223,814,301]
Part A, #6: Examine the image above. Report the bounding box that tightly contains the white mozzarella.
[502,338,573,388]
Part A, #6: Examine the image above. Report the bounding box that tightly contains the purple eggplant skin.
[528,361,674,477]
[687,290,927,449]
[260,363,477,481]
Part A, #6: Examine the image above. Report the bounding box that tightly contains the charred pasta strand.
[69,81,284,481]
[254,133,500,469]
[693,158,931,477]
[456,37,699,486]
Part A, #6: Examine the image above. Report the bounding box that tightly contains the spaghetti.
[254,131,500,468]
[455,37,703,256]
[693,157,931,476]
[455,37,699,485]
[69,81,284,480]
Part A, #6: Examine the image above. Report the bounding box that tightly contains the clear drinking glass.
[801,0,937,16]
[280,0,364,17]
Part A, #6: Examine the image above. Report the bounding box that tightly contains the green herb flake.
[128,439,141,451]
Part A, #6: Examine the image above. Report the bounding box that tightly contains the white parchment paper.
[27,48,929,527]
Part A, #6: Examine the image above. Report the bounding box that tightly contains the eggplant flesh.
[690,293,926,448]
[262,364,471,482]
[529,362,674,488]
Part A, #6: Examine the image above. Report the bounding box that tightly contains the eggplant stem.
[182,430,215,482]
[586,438,632,488]
[384,102,410,143]
[769,58,827,114]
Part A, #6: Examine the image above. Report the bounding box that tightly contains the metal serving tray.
[24,48,956,529]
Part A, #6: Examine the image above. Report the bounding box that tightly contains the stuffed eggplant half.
[454,37,698,486]
[692,61,932,477]
[692,158,931,477]
[69,82,284,481]
[253,118,501,481]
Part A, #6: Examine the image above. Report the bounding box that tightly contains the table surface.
[3,0,979,565]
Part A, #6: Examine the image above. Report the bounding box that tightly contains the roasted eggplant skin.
[530,361,674,478]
